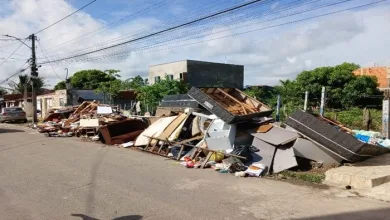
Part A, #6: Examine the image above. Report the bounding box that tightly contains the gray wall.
[149,61,187,84]
[186,60,244,89]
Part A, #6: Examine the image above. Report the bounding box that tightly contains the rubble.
[29,87,390,181]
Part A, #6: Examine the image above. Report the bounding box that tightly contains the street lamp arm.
[2,35,31,49]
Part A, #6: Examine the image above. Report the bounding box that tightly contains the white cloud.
[0,0,389,89]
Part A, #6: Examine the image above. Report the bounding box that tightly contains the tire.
[23,119,28,123]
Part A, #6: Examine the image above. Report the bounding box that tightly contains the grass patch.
[279,170,325,184]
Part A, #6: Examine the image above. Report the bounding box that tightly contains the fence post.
[382,89,390,138]
[276,94,281,122]
[304,91,309,111]
[320,87,325,116]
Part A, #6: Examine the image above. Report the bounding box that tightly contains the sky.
[0,0,389,89]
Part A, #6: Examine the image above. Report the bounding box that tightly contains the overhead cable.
[34,0,98,34]
[39,0,268,64]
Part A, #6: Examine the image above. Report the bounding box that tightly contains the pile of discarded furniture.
[37,101,148,144]
[37,87,390,178]
[130,87,390,177]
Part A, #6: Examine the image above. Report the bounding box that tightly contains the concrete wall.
[149,60,187,84]
[148,60,244,89]
[37,90,67,118]
[186,60,244,89]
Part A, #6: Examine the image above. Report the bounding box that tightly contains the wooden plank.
[182,143,247,160]
[176,145,184,160]
[201,152,213,169]
[216,88,256,113]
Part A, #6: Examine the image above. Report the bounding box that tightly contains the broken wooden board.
[135,116,177,146]
[188,87,273,124]
[256,123,273,133]
[247,126,299,146]
[154,113,189,145]
[292,137,342,165]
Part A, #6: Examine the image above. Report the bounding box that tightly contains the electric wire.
[44,0,241,53]
[0,40,26,68]
[37,39,64,80]
[39,0,269,63]
[41,0,386,65]
[34,0,98,34]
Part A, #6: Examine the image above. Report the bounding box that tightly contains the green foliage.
[325,108,382,131]
[136,75,190,113]
[269,62,380,112]
[121,75,146,90]
[280,170,325,183]
[71,69,118,90]
[10,75,45,94]
[0,87,8,96]
[54,80,67,90]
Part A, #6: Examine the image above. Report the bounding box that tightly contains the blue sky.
[0,0,389,88]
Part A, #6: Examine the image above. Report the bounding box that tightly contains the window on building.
[47,98,53,108]
[168,74,174,80]
[155,76,161,82]
[59,98,65,106]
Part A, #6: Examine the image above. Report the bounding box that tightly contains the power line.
[0,40,26,68]
[34,0,98,34]
[52,0,386,65]
[0,61,30,85]
[37,39,64,80]
[44,0,173,51]
[45,0,338,63]
[40,0,268,64]
[44,0,268,57]
[44,0,236,53]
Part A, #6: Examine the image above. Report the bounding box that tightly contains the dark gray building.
[149,60,244,89]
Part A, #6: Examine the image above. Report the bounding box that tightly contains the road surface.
[0,123,389,220]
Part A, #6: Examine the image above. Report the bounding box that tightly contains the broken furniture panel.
[250,138,277,174]
[100,119,148,145]
[273,144,298,173]
[135,116,177,146]
[285,110,390,162]
[292,137,342,165]
[80,118,99,127]
[205,118,237,151]
[188,87,273,124]
[155,113,189,144]
[97,106,113,114]
[247,125,299,146]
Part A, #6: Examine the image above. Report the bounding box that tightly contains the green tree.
[54,80,67,90]
[71,69,118,90]
[0,87,8,96]
[121,75,146,90]
[279,62,376,109]
[136,76,190,113]
[9,75,45,94]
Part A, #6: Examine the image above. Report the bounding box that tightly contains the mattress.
[285,110,389,162]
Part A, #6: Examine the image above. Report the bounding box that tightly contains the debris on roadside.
[28,87,390,182]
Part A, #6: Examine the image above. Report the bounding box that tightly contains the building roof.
[75,90,104,100]
[117,90,137,100]
[353,67,390,88]
[149,59,243,67]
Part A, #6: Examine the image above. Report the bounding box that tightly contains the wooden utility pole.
[29,34,38,124]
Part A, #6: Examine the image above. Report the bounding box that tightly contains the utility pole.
[29,34,38,124]
[275,94,281,122]
[65,68,72,106]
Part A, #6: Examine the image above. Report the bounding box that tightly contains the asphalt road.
[1,123,390,220]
